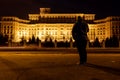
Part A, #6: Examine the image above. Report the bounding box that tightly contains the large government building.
[0,8,120,42]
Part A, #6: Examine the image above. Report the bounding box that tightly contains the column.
[102,40,105,48]
[23,40,26,47]
[70,38,73,48]
[54,40,57,48]
[8,40,12,47]
[39,40,41,48]
[86,41,89,48]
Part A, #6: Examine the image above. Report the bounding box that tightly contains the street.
[0,52,120,80]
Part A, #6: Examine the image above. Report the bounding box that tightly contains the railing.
[7,40,120,48]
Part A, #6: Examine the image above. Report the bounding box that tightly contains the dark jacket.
[72,20,89,41]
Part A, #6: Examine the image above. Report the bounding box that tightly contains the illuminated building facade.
[94,16,120,42]
[0,8,120,42]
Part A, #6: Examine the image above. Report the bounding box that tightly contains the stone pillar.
[8,40,12,47]
[23,40,26,47]
[54,40,57,48]
[70,38,73,48]
[102,40,105,48]
[70,40,73,48]
[86,41,89,48]
[39,40,41,48]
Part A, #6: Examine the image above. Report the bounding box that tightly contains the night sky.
[0,0,119,19]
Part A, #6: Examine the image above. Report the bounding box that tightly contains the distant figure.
[72,16,89,65]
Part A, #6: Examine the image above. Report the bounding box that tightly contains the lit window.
[61,28,64,30]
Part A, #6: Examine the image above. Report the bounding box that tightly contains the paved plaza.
[0,51,120,80]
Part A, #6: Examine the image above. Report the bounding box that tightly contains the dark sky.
[0,0,119,19]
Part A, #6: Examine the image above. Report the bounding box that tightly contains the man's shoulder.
[82,21,87,24]
[82,21,88,26]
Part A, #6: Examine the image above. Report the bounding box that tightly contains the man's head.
[77,16,83,22]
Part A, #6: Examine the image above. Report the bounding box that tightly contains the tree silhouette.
[112,35,119,47]
[31,35,36,44]
[44,36,54,47]
[93,37,101,47]
[105,37,110,47]
[28,38,32,44]
[20,36,26,46]
[0,33,8,46]
[36,37,40,45]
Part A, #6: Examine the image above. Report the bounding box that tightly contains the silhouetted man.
[72,16,89,65]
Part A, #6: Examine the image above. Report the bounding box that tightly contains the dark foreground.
[0,52,120,80]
